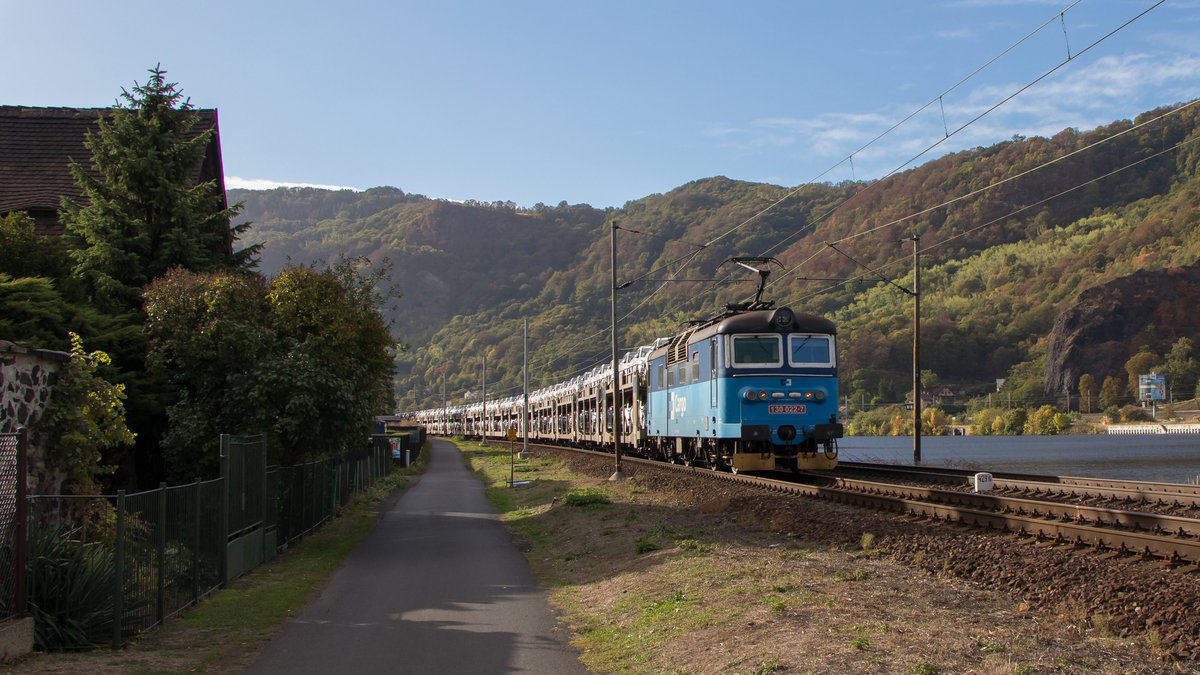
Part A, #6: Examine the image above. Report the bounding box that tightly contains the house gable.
[0,106,226,237]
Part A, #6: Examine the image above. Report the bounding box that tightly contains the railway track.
[530,442,1200,566]
[835,460,1200,509]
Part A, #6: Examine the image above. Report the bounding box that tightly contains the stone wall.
[0,341,69,435]
[1,341,71,494]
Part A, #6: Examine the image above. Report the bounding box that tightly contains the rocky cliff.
[1044,261,1200,397]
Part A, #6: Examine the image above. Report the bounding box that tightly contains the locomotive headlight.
[745,390,757,401]
[758,390,769,400]
[772,308,795,330]
[814,390,826,402]
[804,390,814,400]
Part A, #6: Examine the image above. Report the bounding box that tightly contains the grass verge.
[8,450,429,675]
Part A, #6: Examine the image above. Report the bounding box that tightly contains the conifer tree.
[61,64,256,313]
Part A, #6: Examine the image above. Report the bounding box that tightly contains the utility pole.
[904,235,921,465]
[472,355,482,444]
[523,319,529,456]
[442,373,446,436]
[610,221,625,481]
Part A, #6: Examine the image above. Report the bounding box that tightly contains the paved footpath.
[244,438,588,674]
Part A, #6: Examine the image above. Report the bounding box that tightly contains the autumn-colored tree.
[263,260,396,463]
[1078,373,1098,413]
[144,270,273,480]
[1100,375,1125,409]
[1002,408,1028,435]
[1124,348,1164,397]
[144,258,396,478]
[922,407,949,435]
[1030,405,1070,435]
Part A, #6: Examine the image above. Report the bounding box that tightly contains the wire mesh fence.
[271,438,399,548]
[26,478,225,648]
[20,432,411,649]
[0,429,27,622]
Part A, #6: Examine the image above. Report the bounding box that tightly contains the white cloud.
[701,124,743,137]
[745,49,1196,172]
[225,176,360,192]
[935,28,976,40]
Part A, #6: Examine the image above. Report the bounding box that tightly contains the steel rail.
[533,443,1200,564]
[806,474,1200,538]
[835,461,1200,508]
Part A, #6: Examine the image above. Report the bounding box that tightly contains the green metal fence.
[24,434,403,649]
[26,478,224,648]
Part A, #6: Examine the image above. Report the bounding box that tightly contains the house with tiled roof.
[0,106,227,236]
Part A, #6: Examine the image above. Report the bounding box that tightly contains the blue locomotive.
[645,304,841,472]
[407,259,842,472]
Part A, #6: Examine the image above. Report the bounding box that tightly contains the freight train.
[406,261,842,472]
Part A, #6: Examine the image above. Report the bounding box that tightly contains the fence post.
[157,482,166,624]
[261,438,269,563]
[14,428,27,617]
[193,478,201,605]
[298,465,303,535]
[321,461,328,524]
[112,489,125,649]
[220,434,230,586]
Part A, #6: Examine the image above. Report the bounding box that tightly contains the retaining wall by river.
[1106,423,1200,435]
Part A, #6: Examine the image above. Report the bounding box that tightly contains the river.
[838,434,1200,485]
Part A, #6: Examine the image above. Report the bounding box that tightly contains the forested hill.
[231,99,1200,413]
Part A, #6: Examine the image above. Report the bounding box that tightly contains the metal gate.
[220,434,272,582]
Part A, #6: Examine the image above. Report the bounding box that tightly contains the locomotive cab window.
[788,335,834,367]
[729,335,783,368]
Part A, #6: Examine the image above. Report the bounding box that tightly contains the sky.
[3,0,1198,209]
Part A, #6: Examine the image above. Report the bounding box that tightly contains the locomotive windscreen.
[789,335,832,365]
[731,335,782,365]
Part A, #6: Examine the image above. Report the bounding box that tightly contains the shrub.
[26,524,118,650]
[563,488,611,509]
[634,534,660,554]
[1118,404,1153,422]
[675,538,712,554]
